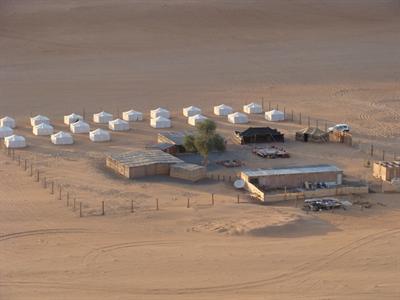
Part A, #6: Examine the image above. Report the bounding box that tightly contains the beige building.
[170,163,206,182]
[373,161,400,182]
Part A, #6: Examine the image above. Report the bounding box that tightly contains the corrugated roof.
[171,163,205,171]
[109,150,183,167]
[242,164,342,177]
[158,131,192,145]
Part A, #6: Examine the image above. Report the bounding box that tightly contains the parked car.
[328,123,350,133]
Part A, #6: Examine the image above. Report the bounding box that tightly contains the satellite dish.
[234,179,245,189]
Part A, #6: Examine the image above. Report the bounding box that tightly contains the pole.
[237,194,240,204]
[131,200,134,213]
[299,113,302,125]
[211,193,214,206]
[58,185,62,200]
[79,202,82,217]
[187,198,190,208]
[43,177,47,189]
[66,192,70,206]
[370,144,374,157]
[382,150,385,161]
[36,170,40,182]
[156,198,159,211]
[24,159,27,171]
[73,198,76,211]
[102,201,105,216]
[30,164,33,176]
[51,181,54,194]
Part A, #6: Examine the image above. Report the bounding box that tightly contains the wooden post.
[102,201,105,216]
[187,198,190,208]
[299,113,302,125]
[66,192,70,206]
[261,97,264,110]
[24,159,27,171]
[79,202,82,217]
[73,198,76,211]
[131,200,134,213]
[211,193,214,206]
[18,156,21,166]
[291,110,294,121]
[58,185,62,200]
[156,198,159,211]
[370,144,374,157]
[30,164,33,176]
[382,150,385,161]
[43,177,47,189]
[51,181,54,194]
[237,194,240,204]
[12,149,15,160]
[36,170,40,182]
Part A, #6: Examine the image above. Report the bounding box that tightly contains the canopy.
[150,116,171,128]
[64,113,83,125]
[188,114,208,126]
[70,120,90,133]
[243,102,263,114]
[183,106,202,117]
[51,131,74,145]
[228,112,249,124]
[0,116,16,129]
[265,110,285,121]
[89,129,111,142]
[214,104,233,116]
[30,115,50,127]
[33,123,54,136]
[4,135,26,148]
[122,110,143,121]
[93,111,113,124]
[150,107,170,119]
[109,118,129,131]
[0,126,13,138]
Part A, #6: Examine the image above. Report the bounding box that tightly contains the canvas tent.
[150,116,171,128]
[183,106,202,117]
[70,120,90,133]
[4,135,26,148]
[0,126,13,138]
[296,127,329,143]
[0,116,16,128]
[109,118,129,131]
[234,127,284,144]
[33,123,54,136]
[150,108,170,119]
[89,128,111,142]
[228,112,249,124]
[214,104,233,116]
[51,131,74,145]
[188,114,207,126]
[265,110,285,122]
[30,115,50,127]
[64,113,83,125]
[93,111,113,124]
[122,110,143,122]
[243,102,263,114]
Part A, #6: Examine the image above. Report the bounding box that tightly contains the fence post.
[291,110,294,121]
[73,198,76,211]
[382,150,385,161]
[18,156,21,166]
[24,159,27,171]
[43,177,47,189]
[131,200,134,213]
[66,192,70,206]
[102,201,105,216]
[30,164,33,176]
[325,121,327,132]
[51,181,54,194]
[12,149,15,160]
[237,194,240,204]
[36,170,40,182]
[308,116,310,127]
[268,101,271,111]
[79,202,82,217]
[370,144,374,157]
[58,185,62,200]
[187,198,190,208]
[211,193,214,206]
[156,198,159,211]
[299,112,302,125]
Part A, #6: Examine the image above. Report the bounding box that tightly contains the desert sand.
[1,1,400,299]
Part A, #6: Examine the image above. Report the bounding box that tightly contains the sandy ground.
[1,1,400,299]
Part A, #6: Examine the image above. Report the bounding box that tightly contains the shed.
[51,131,74,145]
[214,104,233,116]
[151,116,171,128]
[30,115,50,127]
[89,128,111,142]
[0,116,16,129]
[170,163,206,182]
[243,102,263,114]
[33,123,54,136]
[265,110,285,122]
[183,106,202,117]
[70,120,90,133]
[4,135,26,148]
[234,127,284,144]
[64,113,83,125]
[188,114,208,126]
[122,110,143,122]
[109,118,129,131]
[373,161,400,182]
[228,112,249,124]
[93,111,113,124]
[0,126,13,138]
[150,107,170,119]
[296,127,329,143]
[106,150,183,179]
[157,131,190,153]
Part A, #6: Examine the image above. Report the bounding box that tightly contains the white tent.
[214,104,233,116]
[70,120,90,133]
[109,118,129,131]
[93,111,113,124]
[64,113,83,125]
[150,116,171,128]
[150,107,170,119]
[89,128,111,142]
[265,109,285,122]
[183,106,202,117]
[188,114,208,126]
[0,126,13,138]
[30,115,50,127]
[4,135,26,148]
[122,110,143,122]
[228,112,249,124]
[0,116,16,129]
[51,131,74,145]
[243,102,263,114]
[33,123,54,136]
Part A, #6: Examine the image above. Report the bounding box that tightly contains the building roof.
[237,127,282,137]
[158,131,192,145]
[170,163,205,171]
[242,164,342,177]
[108,150,183,167]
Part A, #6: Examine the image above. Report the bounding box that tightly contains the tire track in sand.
[0,228,88,242]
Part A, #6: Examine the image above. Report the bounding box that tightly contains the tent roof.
[245,102,261,107]
[297,127,327,136]
[266,109,284,115]
[52,131,72,138]
[154,116,170,121]
[190,114,207,120]
[94,111,112,117]
[34,123,53,129]
[31,115,49,120]
[1,116,15,121]
[5,134,25,141]
[91,128,109,134]
[152,107,169,112]
[71,120,89,127]
[66,113,82,118]
[108,150,183,167]
[229,112,246,117]
[215,104,232,109]
[124,109,142,114]
[237,127,282,137]
[184,105,201,111]
[110,118,128,124]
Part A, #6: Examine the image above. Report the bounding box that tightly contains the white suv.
[328,124,350,133]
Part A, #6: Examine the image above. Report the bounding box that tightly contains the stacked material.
[89,128,111,142]
[265,109,285,121]
[243,102,263,114]
[51,131,74,145]
[93,111,113,124]
[64,113,83,125]
[33,123,54,136]
[70,120,90,133]
[0,126,13,138]
[109,118,129,131]
[0,116,16,128]
[183,106,201,117]
[4,135,26,148]
[170,163,206,182]
[150,108,170,119]
[122,110,143,122]
[30,115,50,127]
[188,114,208,126]
[214,104,233,116]
[150,116,171,128]
[228,112,249,124]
